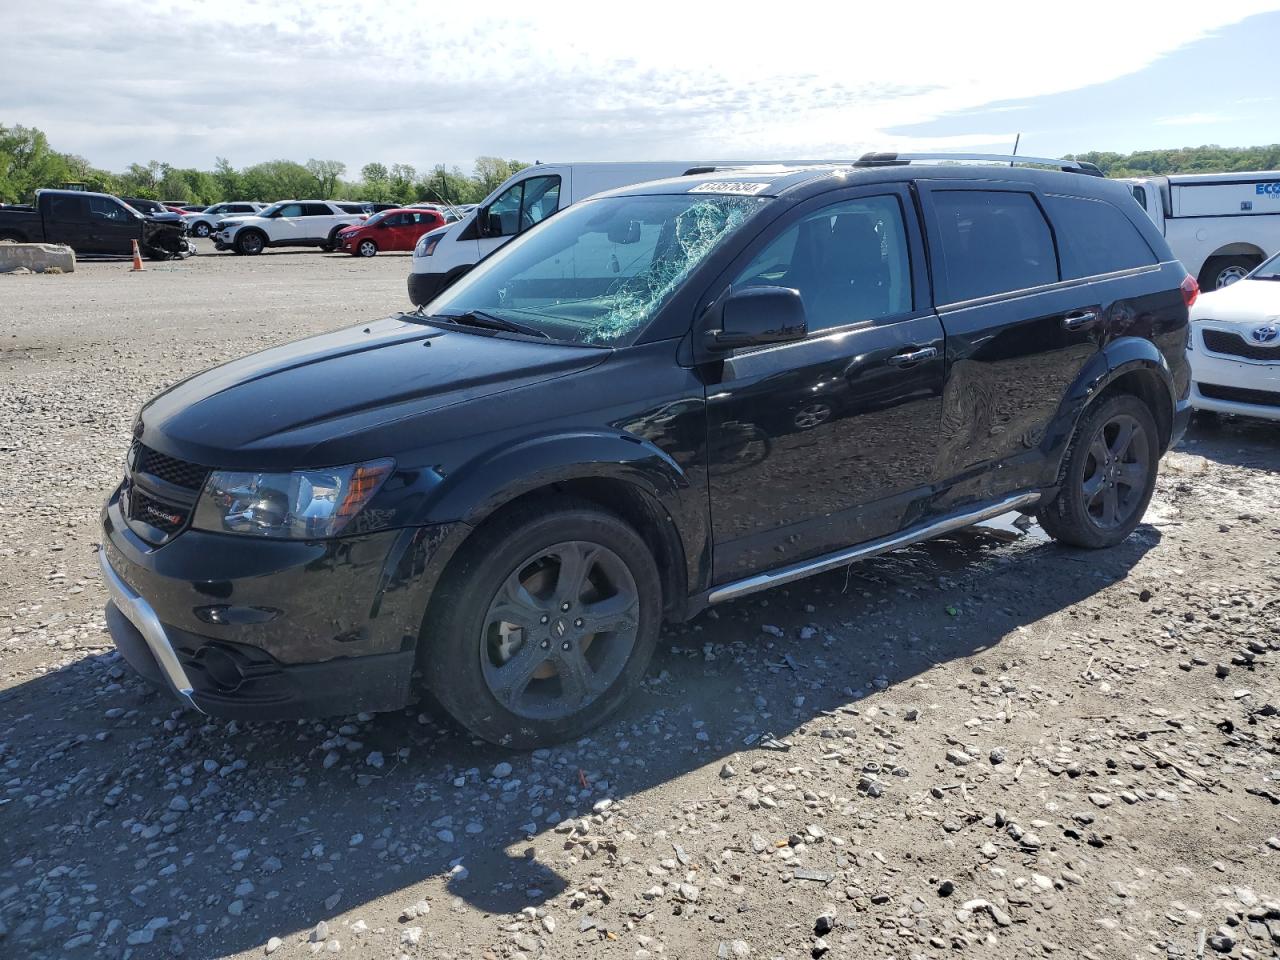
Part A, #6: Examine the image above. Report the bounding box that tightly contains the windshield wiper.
[429,310,549,339]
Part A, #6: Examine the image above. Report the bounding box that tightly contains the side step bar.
[706,492,1041,605]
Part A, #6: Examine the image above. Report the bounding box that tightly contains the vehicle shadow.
[1178,413,1280,470]
[0,521,1159,958]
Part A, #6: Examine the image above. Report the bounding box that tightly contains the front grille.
[126,485,191,535]
[1198,382,1280,408]
[1201,330,1280,362]
[131,442,210,491]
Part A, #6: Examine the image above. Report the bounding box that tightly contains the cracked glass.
[428,193,770,346]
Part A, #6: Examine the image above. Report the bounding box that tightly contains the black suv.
[101,155,1193,747]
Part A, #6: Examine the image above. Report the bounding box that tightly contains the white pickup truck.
[1124,171,1280,290]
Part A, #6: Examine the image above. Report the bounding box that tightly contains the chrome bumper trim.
[99,549,203,713]
[707,492,1042,605]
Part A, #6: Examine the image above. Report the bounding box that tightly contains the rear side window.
[931,191,1058,303]
[48,194,89,221]
[303,203,333,217]
[1043,195,1158,279]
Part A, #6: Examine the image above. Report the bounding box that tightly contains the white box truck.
[406,161,774,306]
[1124,171,1280,290]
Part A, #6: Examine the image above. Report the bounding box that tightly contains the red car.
[336,208,446,257]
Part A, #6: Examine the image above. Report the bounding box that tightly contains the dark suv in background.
[100,154,1193,747]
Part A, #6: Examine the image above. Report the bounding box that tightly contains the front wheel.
[191,222,211,238]
[424,497,662,748]
[357,239,377,258]
[1037,394,1159,549]
[234,230,265,255]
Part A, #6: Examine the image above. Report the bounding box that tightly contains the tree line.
[7,122,1280,207]
[0,123,527,206]
[1065,145,1280,178]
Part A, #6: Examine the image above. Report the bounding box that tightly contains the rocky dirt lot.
[1,246,1278,960]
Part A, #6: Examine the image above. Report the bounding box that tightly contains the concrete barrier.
[0,241,76,274]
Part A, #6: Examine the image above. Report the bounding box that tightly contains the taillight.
[1180,273,1199,308]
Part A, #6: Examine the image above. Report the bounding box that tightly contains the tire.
[424,496,662,748]
[191,221,211,238]
[1198,255,1258,291]
[234,230,265,256]
[1037,393,1160,549]
[320,226,344,253]
[357,239,378,258]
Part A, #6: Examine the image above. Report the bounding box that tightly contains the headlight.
[192,459,393,539]
[415,233,442,257]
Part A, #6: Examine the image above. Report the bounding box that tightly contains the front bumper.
[101,489,458,720]
[1189,340,1280,421]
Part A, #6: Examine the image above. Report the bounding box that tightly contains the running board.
[706,492,1041,605]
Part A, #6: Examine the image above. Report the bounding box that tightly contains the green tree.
[306,159,346,199]
[0,124,76,202]
[472,156,528,194]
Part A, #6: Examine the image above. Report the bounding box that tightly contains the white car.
[212,200,366,255]
[1189,250,1280,420]
[183,202,266,238]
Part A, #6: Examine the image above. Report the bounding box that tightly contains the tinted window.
[48,195,89,221]
[1130,185,1147,211]
[932,191,1058,302]
[1044,195,1158,279]
[302,203,333,217]
[229,204,255,213]
[733,195,912,332]
[89,197,132,222]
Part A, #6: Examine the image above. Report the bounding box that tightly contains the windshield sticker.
[689,181,771,196]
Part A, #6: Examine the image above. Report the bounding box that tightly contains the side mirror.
[703,286,807,352]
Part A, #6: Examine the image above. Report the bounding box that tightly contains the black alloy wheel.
[1079,412,1149,530]
[424,496,662,748]
[1037,393,1160,549]
[479,541,640,722]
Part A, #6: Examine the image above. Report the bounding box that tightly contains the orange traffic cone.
[130,240,144,272]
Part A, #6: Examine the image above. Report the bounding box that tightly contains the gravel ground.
[1,245,1278,960]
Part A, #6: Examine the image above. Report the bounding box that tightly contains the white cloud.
[1,0,1277,171]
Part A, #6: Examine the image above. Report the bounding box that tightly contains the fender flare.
[402,430,708,616]
[1041,337,1176,488]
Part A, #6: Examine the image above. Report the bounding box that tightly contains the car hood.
[138,314,609,470]
[1192,278,1280,324]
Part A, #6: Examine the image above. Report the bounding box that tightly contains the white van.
[1124,171,1280,290]
[407,161,762,306]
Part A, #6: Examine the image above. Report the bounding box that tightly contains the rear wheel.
[1198,255,1258,291]
[424,497,661,748]
[357,239,378,258]
[1037,394,1159,549]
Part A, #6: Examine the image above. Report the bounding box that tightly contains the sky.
[2,0,1278,174]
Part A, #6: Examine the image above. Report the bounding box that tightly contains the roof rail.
[853,152,1104,178]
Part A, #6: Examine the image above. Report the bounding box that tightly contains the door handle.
[887,346,938,367]
[1062,310,1099,331]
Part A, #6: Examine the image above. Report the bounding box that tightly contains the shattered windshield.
[427,193,770,346]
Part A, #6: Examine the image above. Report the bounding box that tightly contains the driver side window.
[486,176,562,238]
[733,195,913,333]
[88,197,130,222]
[276,203,305,218]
